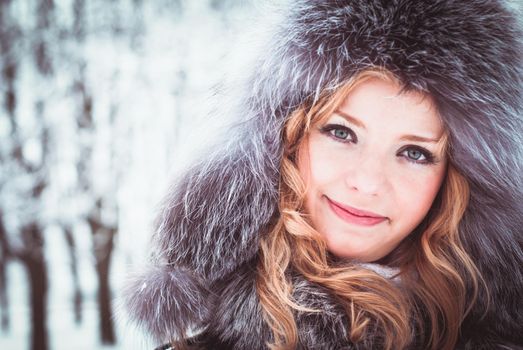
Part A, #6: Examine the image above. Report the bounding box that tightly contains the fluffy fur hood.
[124,0,523,348]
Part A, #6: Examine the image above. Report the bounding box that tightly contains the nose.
[345,152,388,197]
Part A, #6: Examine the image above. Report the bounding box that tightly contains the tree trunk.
[64,227,83,324]
[0,213,10,331]
[21,223,49,350]
[0,253,8,331]
[88,209,117,345]
[95,229,116,344]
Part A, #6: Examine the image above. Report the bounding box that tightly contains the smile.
[326,197,388,226]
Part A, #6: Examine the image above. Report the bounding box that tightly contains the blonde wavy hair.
[256,69,484,350]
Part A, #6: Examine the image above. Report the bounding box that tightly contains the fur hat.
[124,0,523,348]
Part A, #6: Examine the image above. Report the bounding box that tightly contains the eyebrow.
[334,110,442,143]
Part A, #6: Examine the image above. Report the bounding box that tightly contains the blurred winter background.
[0,0,270,349]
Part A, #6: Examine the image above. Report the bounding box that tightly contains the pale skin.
[298,78,448,262]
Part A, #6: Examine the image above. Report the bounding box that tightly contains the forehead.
[336,78,444,136]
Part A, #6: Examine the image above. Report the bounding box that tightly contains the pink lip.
[326,197,387,226]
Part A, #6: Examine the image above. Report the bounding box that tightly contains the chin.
[325,241,380,262]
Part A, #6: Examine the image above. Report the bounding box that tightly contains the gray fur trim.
[123,266,213,343]
[209,262,355,350]
[151,135,280,282]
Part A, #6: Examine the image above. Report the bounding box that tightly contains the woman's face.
[297,77,447,262]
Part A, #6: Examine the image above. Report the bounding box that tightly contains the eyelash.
[319,123,437,165]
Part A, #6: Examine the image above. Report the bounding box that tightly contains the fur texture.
[125,0,523,348]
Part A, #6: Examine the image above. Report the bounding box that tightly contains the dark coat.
[124,1,523,349]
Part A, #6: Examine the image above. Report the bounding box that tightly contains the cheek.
[297,136,341,216]
[393,165,446,223]
[302,136,347,187]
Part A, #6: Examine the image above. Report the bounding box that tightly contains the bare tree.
[19,222,49,350]
[0,211,10,332]
[1,2,52,349]
[88,199,118,344]
[63,226,83,324]
[73,68,117,345]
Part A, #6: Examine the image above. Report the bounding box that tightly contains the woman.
[124,0,523,349]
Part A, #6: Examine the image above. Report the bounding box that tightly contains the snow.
[0,0,265,349]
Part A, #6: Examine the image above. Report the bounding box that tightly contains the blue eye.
[399,146,435,164]
[333,129,349,139]
[320,124,357,143]
[407,149,424,160]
